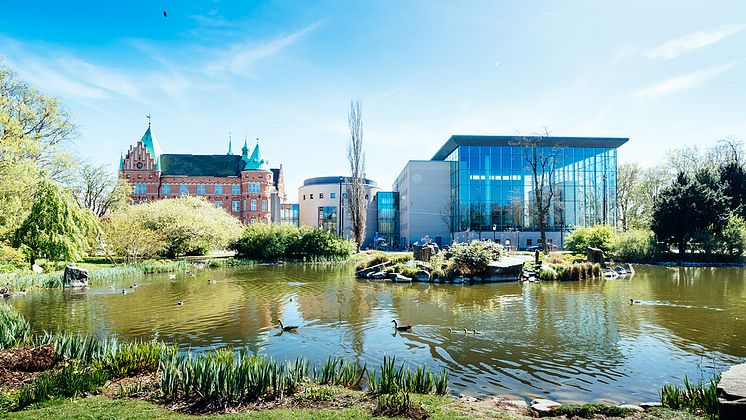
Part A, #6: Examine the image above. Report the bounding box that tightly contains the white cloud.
[633,62,735,99]
[204,21,323,76]
[646,24,746,59]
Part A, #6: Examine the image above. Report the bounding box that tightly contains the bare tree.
[346,100,367,251]
[616,162,641,231]
[439,191,457,244]
[520,129,560,253]
[71,162,131,218]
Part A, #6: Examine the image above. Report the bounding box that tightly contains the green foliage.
[653,171,729,254]
[718,214,746,255]
[231,224,355,262]
[434,369,449,395]
[14,361,109,411]
[313,356,367,389]
[0,244,26,272]
[159,350,307,403]
[14,179,100,265]
[374,391,414,417]
[297,385,337,402]
[449,240,504,277]
[0,304,30,349]
[660,374,720,419]
[355,251,413,271]
[565,225,615,253]
[367,356,445,396]
[122,196,243,258]
[102,207,165,262]
[610,228,660,262]
[554,403,636,418]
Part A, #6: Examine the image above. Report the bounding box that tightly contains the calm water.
[8,264,746,403]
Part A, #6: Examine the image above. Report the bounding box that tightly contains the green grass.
[553,403,636,418]
[659,374,720,419]
[0,304,30,349]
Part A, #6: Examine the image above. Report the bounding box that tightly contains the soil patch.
[0,344,60,389]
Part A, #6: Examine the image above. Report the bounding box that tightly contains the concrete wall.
[393,161,452,247]
[453,230,568,250]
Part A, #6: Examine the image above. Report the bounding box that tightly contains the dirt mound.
[0,344,61,389]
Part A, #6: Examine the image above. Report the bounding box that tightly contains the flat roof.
[302,176,377,187]
[431,135,629,161]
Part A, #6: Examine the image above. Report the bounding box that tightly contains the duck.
[207,280,217,284]
[629,299,641,304]
[121,289,127,295]
[168,274,177,280]
[392,320,413,331]
[277,320,298,332]
[0,283,9,294]
[471,329,482,335]
[109,285,115,289]
[14,289,27,296]
[177,300,184,306]
[187,271,196,277]
[129,283,138,289]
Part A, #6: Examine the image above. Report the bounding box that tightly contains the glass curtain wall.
[318,206,337,232]
[446,145,617,231]
[376,192,399,247]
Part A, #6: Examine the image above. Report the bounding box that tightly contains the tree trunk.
[678,240,686,256]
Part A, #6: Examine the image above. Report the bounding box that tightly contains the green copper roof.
[140,126,162,170]
[241,139,249,162]
[227,138,233,155]
[119,152,124,170]
[244,142,270,171]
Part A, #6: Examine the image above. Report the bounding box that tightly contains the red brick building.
[120,125,286,224]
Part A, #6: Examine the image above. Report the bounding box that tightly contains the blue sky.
[1,1,744,200]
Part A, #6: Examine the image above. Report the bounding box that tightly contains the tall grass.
[660,374,720,419]
[367,356,446,396]
[160,350,307,404]
[14,361,109,411]
[0,260,190,290]
[0,304,30,349]
[313,356,367,389]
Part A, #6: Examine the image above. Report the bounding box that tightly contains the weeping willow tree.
[346,100,367,252]
[14,179,100,268]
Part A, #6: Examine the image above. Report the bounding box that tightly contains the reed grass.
[660,374,720,419]
[0,260,190,291]
[14,361,109,411]
[374,391,414,417]
[313,356,367,389]
[0,304,30,349]
[367,356,445,396]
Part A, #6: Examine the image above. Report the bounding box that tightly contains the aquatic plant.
[367,356,445,396]
[0,304,30,349]
[434,368,449,395]
[159,350,308,403]
[14,361,109,411]
[313,356,367,389]
[659,374,720,419]
[374,391,414,417]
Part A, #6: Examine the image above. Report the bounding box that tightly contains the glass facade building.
[433,136,627,232]
[376,192,400,247]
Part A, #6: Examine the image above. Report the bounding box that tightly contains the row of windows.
[303,192,344,200]
[133,183,147,194]
[161,184,243,195]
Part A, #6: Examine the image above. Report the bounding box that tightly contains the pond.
[8,264,746,403]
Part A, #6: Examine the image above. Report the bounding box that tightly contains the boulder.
[391,273,412,283]
[491,396,529,412]
[718,363,746,420]
[63,265,88,288]
[368,272,388,280]
[413,270,431,282]
[530,398,561,416]
[31,264,44,274]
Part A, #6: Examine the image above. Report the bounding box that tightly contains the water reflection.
[9,264,746,402]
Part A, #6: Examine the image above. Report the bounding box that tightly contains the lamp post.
[492,224,497,242]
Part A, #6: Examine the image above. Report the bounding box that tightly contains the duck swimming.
[277,320,298,331]
[177,300,184,306]
[121,289,127,295]
[392,320,413,331]
[630,299,641,304]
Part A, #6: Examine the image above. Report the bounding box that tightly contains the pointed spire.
[140,123,161,170]
[241,134,249,162]
[244,138,270,171]
[119,151,124,170]
[227,132,233,155]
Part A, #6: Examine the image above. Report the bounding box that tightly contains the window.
[197,184,206,195]
[310,194,314,199]
[331,193,336,199]
[318,206,337,231]
[232,200,240,212]
[243,200,246,211]
[134,183,147,194]
[248,182,260,193]
[232,184,240,195]
[342,193,348,198]
[214,184,223,195]
[303,195,306,200]
[214,201,222,208]
[162,184,171,195]
[180,183,188,195]
[319,193,324,199]
[250,199,257,211]
[527,239,533,246]
[251,218,257,224]
[261,199,267,212]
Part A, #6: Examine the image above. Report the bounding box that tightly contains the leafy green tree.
[718,214,746,256]
[14,180,100,267]
[101,208,164,263]
[564,224,615,253]
[652,171,728,255]
[610,228,659,262]
[719,162,746,218]
[231,224,355,261]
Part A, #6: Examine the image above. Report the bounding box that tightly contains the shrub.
[0,244,26,273]
[374,391,414,417]
[232,224,354,262]
[611,229,659,262]
[565,225,615,253]
[450,240,504,277]
[0,304,30,349]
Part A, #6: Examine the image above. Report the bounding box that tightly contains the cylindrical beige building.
[298,176,379,247]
